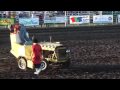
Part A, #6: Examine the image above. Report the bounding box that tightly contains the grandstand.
[0,11,119,18]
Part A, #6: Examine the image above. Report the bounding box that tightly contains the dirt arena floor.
[1,25,120,79]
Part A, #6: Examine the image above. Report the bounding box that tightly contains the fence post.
[65,11,67,27]
[112,11,114,25]
[116,14,118,24]
[89,11,90,26]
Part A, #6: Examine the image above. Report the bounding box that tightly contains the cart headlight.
[66,49,70,53]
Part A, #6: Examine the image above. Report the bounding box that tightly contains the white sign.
[93,15,113,23]
[69,15,90,24]
[56,17,66,23]
[118,15,120,23]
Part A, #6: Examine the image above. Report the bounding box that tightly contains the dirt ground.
[1,38,120,79]
[1,25,120,79]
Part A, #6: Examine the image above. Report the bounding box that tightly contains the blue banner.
[19,18,39,26]
[44,16,66,23]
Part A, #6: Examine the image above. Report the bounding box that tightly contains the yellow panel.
[27,60,34,69]
[25,45,32,60]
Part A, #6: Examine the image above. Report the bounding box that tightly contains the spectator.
[39,15,44,27]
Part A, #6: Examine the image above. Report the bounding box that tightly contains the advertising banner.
[44,16,55,23]
[69,15,90,24]
[56,17,66,23]
[44,16,66,23]
[19,18,39,26]
[93,15,113,23]
[118,15,120,23]
[0,18,14,26]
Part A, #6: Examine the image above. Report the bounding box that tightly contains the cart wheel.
[40,60,48,71]
[18,57,27,70]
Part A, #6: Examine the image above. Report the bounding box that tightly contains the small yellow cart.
[10,33,70,71]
